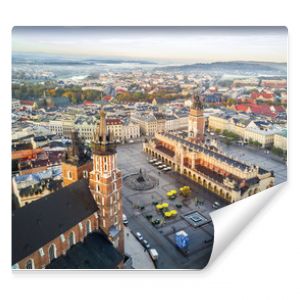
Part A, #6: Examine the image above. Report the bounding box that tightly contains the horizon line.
[12,51,287,65]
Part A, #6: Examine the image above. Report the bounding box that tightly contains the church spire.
[191,93,204,111]
[99,108,107,144]
[92,107,116,155]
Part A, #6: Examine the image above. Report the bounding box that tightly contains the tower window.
[48,244,56,263]
[86,220,92,235]
[114,203,118,213]
[67,171,72,179]
[25,259,34,269]
[60,234,65,242]
[79,222,83,231]
[68,232,76,248]
[39,247,45,257]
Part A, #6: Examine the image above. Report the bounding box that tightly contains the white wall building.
[123,122,140,141]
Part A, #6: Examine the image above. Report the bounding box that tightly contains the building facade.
[122,122,140,140]
[131,112,157,136]
[106,118,123,142]
[49,120,63,136]
[208,114,282,148]
[74,120,95,142]
[144,132,274,202]
[273,130,287,151]
[165,115,188,131]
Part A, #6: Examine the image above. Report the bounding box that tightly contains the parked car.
[212,201,221,209]
[136,232,143,240]
[122,214,128,225]
[143,239,150,249]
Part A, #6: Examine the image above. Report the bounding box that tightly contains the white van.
[149,248,158,260]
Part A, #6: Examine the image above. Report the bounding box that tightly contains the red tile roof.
[251,91,274,100]
[235,103,281,117]
[20,100,34,106]
[251,92,260,99]
[106,118,123,125]
[116,88,126,93]
[83,100,94,106]
[273,105,286,113]
[235,104,249,112]
[261,92,273,99]
[249,104,275,117]
[103,96,113,101]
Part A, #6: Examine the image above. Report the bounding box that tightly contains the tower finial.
[99,106,107,143]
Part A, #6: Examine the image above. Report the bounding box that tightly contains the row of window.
[67,170,89,180]
[24,220,93,269]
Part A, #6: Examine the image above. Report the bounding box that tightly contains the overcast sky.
[12,27,287,64]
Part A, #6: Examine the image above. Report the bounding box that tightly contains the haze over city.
[12,26,287,64]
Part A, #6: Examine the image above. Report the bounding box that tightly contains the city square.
[117,140,287,268]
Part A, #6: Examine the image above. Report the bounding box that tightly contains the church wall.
[15,213,99,269]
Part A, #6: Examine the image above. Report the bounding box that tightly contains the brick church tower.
[62,130,92,186]
[89,108,124,254]
[188,94,205,143]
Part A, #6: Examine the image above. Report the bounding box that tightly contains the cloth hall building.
[143,96,274,203]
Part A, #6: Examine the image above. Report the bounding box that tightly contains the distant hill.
[156,61,287,75]
[12,53,156,66]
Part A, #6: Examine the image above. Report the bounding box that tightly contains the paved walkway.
[124,226,155,269]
